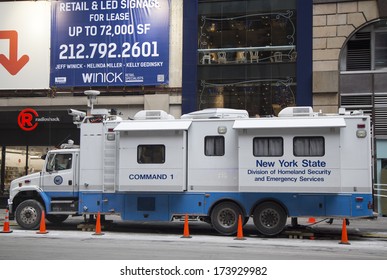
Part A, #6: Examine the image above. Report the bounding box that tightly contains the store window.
[0,146,50,194]
[343,20,387,71]
[340,20,387,135]
[198,0,297,116]
[375,29,387,69]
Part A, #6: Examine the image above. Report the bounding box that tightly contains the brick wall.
[312,0,379,113]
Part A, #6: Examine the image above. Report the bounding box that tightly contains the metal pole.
[371,73,379,214]
[25,146,29,176]
[1,146,6,195]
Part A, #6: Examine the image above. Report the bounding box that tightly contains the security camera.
[68,109,86,127]
[68,109,86,118]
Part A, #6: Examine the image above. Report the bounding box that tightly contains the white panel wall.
[0,2,50,89]
[169,0,183,88]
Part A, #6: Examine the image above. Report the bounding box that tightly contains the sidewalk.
[294,216,387,239]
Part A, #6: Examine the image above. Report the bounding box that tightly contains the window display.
[198,0,297,116]
[0,146,51,194]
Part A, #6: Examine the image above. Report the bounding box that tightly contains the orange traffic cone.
[181,214,192,238]
[308,217,316,224]
[234,215,246,240]
[339,218,350,245]
[1,209,13,234]
[92,212,104,236]
[36,210,48,234]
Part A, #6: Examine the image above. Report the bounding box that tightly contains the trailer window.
[205,136,225,156]
[137,145,165,164]
[293,137,325,156]
[253,137,283,157]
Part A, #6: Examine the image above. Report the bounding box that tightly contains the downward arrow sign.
[0,30,29,75]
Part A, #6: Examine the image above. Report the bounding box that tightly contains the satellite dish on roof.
[84,90,100,96]
[84,90,100,109]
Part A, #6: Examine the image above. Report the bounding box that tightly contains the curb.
[360,232,387,239]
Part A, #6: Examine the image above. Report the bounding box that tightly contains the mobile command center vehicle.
[8,105,374,236]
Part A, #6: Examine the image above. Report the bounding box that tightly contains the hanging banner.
[50,0,170,87]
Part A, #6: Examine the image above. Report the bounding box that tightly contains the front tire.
[211,202,243,235]
[253,202,287,236]
[15,199,44,230]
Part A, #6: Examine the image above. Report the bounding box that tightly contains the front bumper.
[7,199,14,220]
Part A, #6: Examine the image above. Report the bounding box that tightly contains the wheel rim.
[217,208,237,228]
[20,206,39,225]
[259,208,280,229]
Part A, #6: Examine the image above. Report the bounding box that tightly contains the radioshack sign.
[0,110,78,146]
[0,2,50,89]
[18,108,60,132]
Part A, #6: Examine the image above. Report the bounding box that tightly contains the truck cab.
[8,145,80,229]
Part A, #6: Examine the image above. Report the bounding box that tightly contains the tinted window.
[253,137,283,156]
[294,137,325,156]
[137,145,165,164]
[205,136,225,156]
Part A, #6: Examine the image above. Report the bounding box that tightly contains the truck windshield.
[46,153,73,172]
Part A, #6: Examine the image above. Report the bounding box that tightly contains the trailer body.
[8,107,373,236]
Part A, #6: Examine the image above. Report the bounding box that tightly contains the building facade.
[312,0,387,214]
[1,0,387,214]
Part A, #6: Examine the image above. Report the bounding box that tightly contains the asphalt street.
[1,208,387,239]
[1,208,387,261]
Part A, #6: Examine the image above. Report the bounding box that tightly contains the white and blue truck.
[8,103,374,236]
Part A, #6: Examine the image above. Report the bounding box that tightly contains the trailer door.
[114,120,191,192]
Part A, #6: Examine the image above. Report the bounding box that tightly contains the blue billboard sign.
[50,0,170,87]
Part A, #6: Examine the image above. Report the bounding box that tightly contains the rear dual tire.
[253,202,287,236]
[210,201,287,236]
[211,202,242,236]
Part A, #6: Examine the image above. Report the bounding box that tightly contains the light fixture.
[218,126,227,134]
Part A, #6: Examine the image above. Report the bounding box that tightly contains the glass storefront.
[0,146,51,194]
[0,109,79,196]
[197,0,297,116]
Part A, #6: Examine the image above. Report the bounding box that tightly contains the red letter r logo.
[18,108,38,131]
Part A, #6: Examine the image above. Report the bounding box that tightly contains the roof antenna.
[84,90,100,111]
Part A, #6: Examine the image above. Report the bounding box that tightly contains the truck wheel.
[253,202,287,236]
[15,199,44,230]
[211,202,242,235]
[46,214,68,224]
